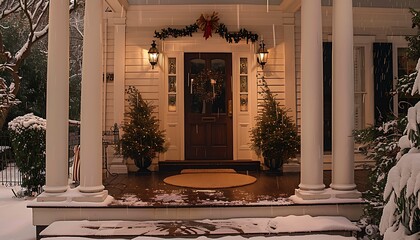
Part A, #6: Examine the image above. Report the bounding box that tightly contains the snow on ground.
[43,236,355,240]
[0,185,35,240]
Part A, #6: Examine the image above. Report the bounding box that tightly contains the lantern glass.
[257,41,268,69]
[148,40,159,69]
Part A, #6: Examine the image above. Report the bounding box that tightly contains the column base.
[43,185,68,194]
[73,190,108,202]
[330,183,357,191]
[35,188,109,203]
[330,189,361,199]
[294,189,331,200]
[37,190,68,202]
[78,185,105,193]
[294,188,362,201]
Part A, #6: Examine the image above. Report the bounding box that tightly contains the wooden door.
[184,53,233,160]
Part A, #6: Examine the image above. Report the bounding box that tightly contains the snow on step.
[42,235,356,240]
[40,215,360,238]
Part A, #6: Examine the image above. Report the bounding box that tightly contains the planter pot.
[134,157,152,172]
[264,157,283,174]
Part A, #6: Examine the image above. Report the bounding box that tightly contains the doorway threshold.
[158,160,260,172]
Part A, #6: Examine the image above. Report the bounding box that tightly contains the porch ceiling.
[127,0,420,9]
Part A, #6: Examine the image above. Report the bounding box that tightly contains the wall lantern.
[256,40,268,69]
[148,40,159,69]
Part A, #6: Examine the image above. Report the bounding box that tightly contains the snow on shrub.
[8,113,46,195]
[353,116,406,238]
[379,101,420,239]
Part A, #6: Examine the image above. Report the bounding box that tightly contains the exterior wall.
[104,5,292,166]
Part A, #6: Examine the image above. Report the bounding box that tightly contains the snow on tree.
[379,100,420,239]
[0,0,79,128]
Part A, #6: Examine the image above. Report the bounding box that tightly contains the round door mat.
[163,171,257,189]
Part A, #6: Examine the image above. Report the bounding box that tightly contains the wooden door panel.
[206,146,228,159]
[211,124,227,146]
[184,53,233,160]
[188,124,206,145]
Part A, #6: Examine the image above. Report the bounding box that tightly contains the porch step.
[40,215,360,239]
[158,160,261,172]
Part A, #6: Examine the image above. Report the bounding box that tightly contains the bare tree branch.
[0,0,82,127]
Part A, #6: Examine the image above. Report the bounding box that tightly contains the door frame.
[161,36,258,161]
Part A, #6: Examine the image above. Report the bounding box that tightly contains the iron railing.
[0,131,21,187]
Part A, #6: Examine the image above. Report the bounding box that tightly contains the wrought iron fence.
[0,131,21,187]
[1,123,120,188]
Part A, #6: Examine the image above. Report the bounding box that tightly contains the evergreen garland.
[153,22,258,44]
[120,86,167,171]
[154,24,199,40]
[216,23,258,43]
[250,78,300,171]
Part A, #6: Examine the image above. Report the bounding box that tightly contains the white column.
[331,0,357,191]
[43,0,69,194]
[114,23,126,126]
[78,0,106,197]
[284,23,297,123]
[297,0,326,196]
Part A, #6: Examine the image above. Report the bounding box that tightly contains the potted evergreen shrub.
[120,86,167,172]
[250,79,300,172]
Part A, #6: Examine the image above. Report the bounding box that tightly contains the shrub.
[8,113,46,195]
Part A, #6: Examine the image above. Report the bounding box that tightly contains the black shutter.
[373,43,394,124]
[323,42,332,152]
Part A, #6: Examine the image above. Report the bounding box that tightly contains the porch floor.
[104,170,369,207]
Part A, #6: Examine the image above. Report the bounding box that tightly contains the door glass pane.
[211,59,226,74]
[189,59,206,113]
[190,59,205,74]
[211,59,226,114]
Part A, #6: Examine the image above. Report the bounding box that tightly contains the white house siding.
[294,11,301,133]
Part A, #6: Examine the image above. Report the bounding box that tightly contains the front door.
[184,53,233,160]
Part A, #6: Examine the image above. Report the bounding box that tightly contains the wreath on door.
[192,68,224,102]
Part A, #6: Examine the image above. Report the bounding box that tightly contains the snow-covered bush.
[8,113,46,195]
[354,117,407,240]
[379,102,420,239]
